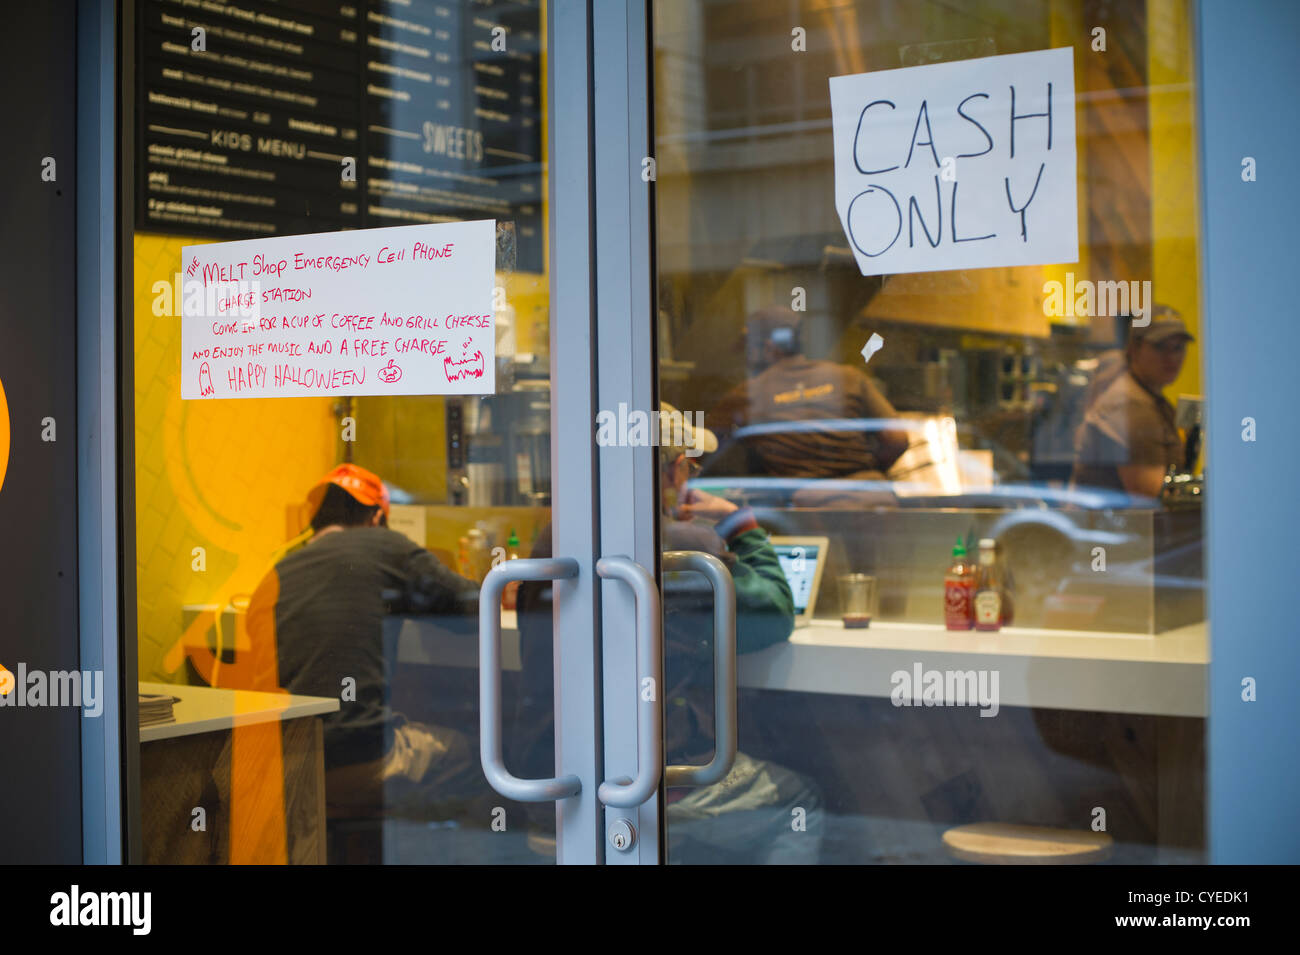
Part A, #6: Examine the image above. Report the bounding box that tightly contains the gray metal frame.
[87,0,651,866]
[76,0,1300,869]
[88,0,619,867]
[595,556,663,808]
[662,552,736,788]
[591,0,663,864]
[1197,0,1300,863]
[479,558,583,802]
[547,0,609,864]
[77,0,127,865]
[117,0,144,866]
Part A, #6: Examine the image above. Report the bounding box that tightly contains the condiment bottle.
[502,528,521,610]
[457,536,472,579]
[466,527,489,582]
[944,537,976,630]
[998,545,1015,627]
[973,538,1003,632]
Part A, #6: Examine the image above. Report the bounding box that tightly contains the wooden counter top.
[138,681,340,743]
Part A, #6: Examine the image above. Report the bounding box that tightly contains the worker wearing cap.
[1071,309,1195,500]
[245,464,482,830]
[706,306,909,479]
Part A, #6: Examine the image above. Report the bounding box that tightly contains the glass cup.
[839,574,877,629]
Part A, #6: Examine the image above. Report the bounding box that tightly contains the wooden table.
[139,682,339,864]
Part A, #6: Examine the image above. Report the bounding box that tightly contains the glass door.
[118,0,1214,866]
[125,0,607,864]
[624,0,1210,864]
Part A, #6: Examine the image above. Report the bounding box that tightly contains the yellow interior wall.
[352,395,450,502]
[1148,0,1202,401]
[134,233,338,683]
[862,265,1053,337]
[420,505,551,567]
[1042,0,1090,327]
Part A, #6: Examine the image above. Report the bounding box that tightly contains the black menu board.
[136,0,542,272]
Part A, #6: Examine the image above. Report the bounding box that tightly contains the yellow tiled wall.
[1149,0,1203,401]
[134,234,338,682]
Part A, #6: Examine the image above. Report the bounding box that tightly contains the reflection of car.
[690,416,1199,629]
[1048,521,1206,631]
[695,415,1153,510]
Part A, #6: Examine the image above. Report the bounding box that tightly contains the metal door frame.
[77,0,130,866]
[582,0,1300,867]
[79,0,1300,870]
[85,0,617,865]
[590,0,663,864]
[547,0,609,865]
[1196,0,1300,863]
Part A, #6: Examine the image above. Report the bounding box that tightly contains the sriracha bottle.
[944,537,976,630]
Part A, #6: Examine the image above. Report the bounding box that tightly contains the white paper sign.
[180,220,496,399]
[830,48,1078,277]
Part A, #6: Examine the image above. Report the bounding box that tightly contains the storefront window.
[123,0,1209,866]
[653,0,1206,862]
[131,0,553,864]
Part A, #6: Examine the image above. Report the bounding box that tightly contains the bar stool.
[942,823,1113,864]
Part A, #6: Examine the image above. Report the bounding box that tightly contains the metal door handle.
[661,551,737,787]
[595,556,663,807]
[479,557,582,802]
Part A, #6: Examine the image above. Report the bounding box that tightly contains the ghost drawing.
[198,362,215,397]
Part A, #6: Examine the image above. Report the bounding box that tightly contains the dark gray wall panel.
[0,0,83,864]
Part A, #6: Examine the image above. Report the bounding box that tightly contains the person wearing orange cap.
[245,464,482,846]
[305,463,392,531]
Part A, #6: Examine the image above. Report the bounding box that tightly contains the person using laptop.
[514,405,824,863]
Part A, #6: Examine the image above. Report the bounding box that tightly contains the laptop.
[769,536,830,628]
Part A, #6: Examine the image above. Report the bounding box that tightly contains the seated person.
[514,408,824,863]
[245,464,483,824]
[706,306,909,479]
[1070,309,1193,500]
